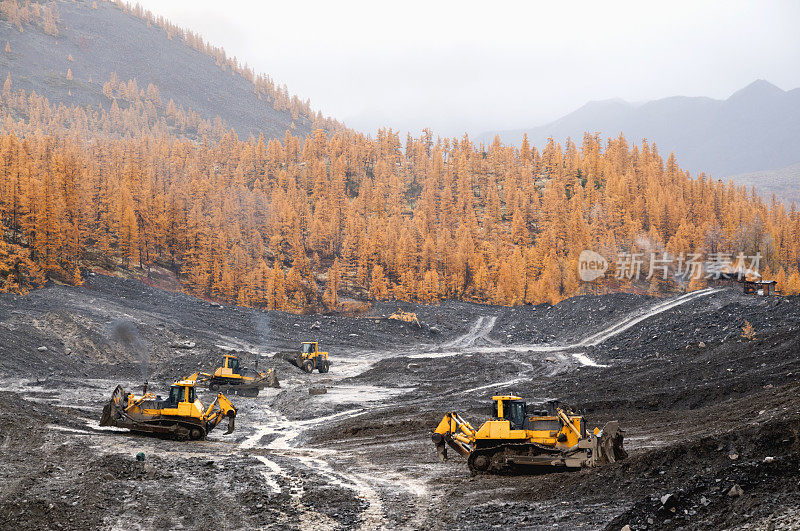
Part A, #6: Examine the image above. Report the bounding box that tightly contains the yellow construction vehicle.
[202,353,279,396]
[283,341,330,373]
[99,376,236,440]
[432,395,626,475]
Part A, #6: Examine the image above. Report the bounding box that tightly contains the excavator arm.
[431,412,477,461]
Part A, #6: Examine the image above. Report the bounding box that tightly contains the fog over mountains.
[481,80,800,203]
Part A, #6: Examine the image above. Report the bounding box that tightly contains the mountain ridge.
[480,80,800,201]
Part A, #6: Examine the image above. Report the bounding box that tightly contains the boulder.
[171,340,196,349]
[660,493,678,509]
[727,484,743,497]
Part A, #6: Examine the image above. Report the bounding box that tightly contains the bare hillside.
[731,162,800,207]
[0,0,317,139]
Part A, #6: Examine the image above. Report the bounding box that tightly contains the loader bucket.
[596,421,627,465]
[266,370,280,388]
[279,352,302,368]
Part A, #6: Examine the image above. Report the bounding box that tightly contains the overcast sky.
[136,0,800,138]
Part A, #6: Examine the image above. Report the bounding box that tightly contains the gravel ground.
[0,276,798,530]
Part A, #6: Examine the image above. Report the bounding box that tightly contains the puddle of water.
[254,455,282,493]
[315,385,413,404]
[571,353,608,367]
[457,378,527,395]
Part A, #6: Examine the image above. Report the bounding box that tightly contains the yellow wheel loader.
[282,341,330,373]
[432,395,626,475]
[203,354,279,396]
[99,376,236,440]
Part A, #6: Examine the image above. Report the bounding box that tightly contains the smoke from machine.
[251,312,271,366]
[110,320,150,384]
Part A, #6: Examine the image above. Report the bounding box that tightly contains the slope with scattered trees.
[481,80,800,203]
[0,0,342,139]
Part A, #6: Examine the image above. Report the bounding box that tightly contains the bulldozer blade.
[597,421,627,464]
[99,385,127,427]
[99,402,115,427]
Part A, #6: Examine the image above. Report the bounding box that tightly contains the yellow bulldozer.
[99,376,237,440]
[282,341,330,373]
[201,353,279,396]
[432,395,626,475]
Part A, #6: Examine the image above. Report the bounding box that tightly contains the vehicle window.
[169,386,181,405]
[506,402,526,430]
[187,386,196,403]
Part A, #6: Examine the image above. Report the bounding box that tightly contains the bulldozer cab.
[504,401,527,430]
[301,342,317,355]
[223,355,241,374]
[160,383,198,416]
[168,383,196,405]
[492,396,527,430]
[168,385,183,406]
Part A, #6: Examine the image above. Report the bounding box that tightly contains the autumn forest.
[1,1,800,312]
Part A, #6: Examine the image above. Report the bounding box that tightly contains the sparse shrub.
[741,320,756,341]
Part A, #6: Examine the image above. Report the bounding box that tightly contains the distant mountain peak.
[577,97,633,110]
[729,79,784,100]
[480,79,800,189]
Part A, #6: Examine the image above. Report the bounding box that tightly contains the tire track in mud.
[440,315,498,349]
[440,288,720,395]
[451,288,718,357]
[574,287,718,347]
[195,289,716,529]
[240,372,418,529]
